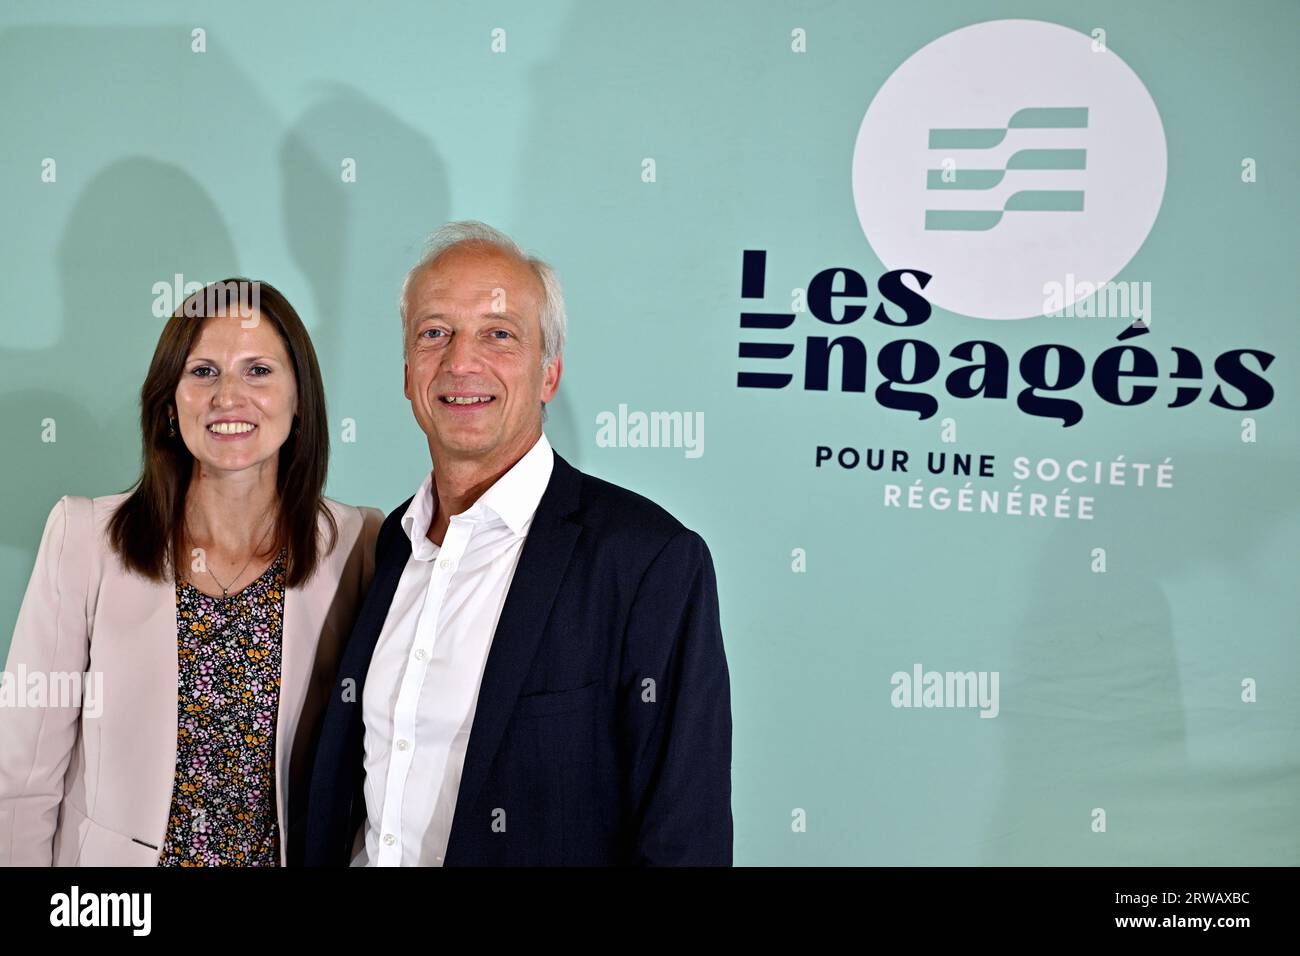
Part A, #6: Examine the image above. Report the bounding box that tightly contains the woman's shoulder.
[321,497,384,522]
[320,497,384,540]
[42,491,131,510]
[24,493,131,576]
[37,491,131,536]
[91,491,132,515]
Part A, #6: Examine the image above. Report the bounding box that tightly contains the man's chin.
[429,430,495,458]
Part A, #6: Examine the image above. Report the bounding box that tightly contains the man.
[304,221,732,866]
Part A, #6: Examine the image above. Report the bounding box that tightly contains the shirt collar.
[401,432,555,555]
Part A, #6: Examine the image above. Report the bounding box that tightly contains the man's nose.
[443,330,483,372]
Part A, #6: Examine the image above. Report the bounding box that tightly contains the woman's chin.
[192,447,283,476]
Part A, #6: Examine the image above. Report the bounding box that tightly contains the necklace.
[184,513,277,605]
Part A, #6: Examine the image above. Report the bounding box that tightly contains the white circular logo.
[851,19,1167,320]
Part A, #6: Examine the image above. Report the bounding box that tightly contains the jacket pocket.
[59,803,159,867]
[514,681,598,719]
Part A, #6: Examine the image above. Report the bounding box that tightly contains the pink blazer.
[0,492,382,866]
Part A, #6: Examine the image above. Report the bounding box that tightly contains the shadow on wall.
[277,84,576,472]
[0,24,281,572]
[500,3,750,473]
[0,157,239,556]
[0,28,459,637]
[278,85,461,505]
[984,450,1300,865]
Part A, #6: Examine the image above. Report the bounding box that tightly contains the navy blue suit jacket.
[303,450,733,865]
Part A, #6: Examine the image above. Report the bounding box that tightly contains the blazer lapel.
[346,504,415,685]
[278,525,335,864]
[280,548,328,768]
[94,561,178,849]
[445,452,582,860]
[310,500,413,862]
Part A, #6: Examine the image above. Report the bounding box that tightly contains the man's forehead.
[412,246,541,298]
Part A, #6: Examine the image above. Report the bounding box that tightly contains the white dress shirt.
[354,432,554,866]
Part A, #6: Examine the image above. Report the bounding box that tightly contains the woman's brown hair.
[108,278,337,587]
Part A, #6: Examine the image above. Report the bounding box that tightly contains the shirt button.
[383,833,396,846]
[396,739,410,751]
[414,648,427,661]
[439,558,453,570]
[435,855,443,863]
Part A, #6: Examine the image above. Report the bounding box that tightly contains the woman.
[0,278,380,866]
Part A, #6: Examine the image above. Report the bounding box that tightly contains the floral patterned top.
[158,549,287,867]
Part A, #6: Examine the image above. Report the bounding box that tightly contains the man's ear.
[403,361,412,401]
[541,354,563,403]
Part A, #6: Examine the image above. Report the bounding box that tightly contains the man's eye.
[490,330,511,339]
[421,328,445,339]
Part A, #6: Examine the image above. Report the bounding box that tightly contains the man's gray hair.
[398,220,566,368]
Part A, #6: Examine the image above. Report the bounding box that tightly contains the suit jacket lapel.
[446,452,582,860]
[317,500,413,858]
[344,499,415,688]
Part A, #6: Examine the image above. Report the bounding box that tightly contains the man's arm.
[618,528,733,865]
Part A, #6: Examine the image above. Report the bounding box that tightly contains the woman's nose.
[213,375,241,406]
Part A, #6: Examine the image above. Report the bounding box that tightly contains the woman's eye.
[249,365,272,376]
[191,366,215,378]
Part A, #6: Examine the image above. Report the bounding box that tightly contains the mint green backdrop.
[1,0,1296,865]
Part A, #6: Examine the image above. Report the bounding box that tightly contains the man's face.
[403,243,561,469]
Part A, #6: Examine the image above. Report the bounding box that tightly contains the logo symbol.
[925,107,1087,232]
[852,19,1167,320]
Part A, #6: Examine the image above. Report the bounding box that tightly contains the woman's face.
[173,311,298,477]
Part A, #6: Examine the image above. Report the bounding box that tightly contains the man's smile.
[438,392,496,407]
